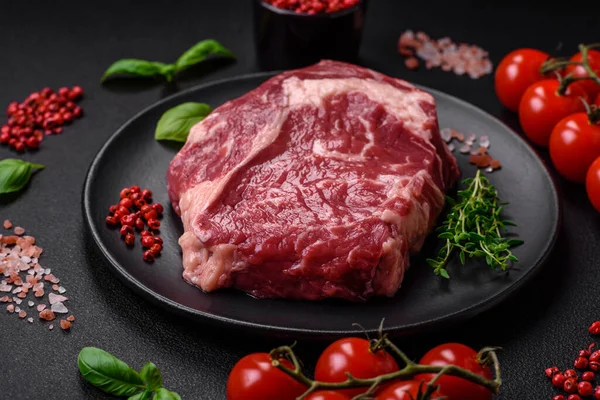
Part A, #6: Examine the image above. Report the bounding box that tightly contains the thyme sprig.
[427,170,523,279]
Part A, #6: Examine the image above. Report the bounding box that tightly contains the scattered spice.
[440,128,501,172]
[1,86,84,152]
[398,30,492,79]
[546,327,600,398]
[404,57,419,70]
[1,221,75,331]
[263,0,359,14]
[106,186,164,262]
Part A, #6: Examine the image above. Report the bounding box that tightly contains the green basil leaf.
[155,102,213,143]
[0,159,44,194]
[174,39,235,73]
[78,347,146,396]
[101,59,176,82]
[129,390,153,400]
[140,362,162,391]
[154,388,182,400]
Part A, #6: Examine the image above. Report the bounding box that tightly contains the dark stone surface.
[1,1,599,398]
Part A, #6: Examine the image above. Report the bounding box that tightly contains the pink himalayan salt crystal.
[37,304,46,312]
[44,274,59,284]
[3,220,12,229]
[6,304,14,313]
[13,227,25,236]
[49,293,68,305]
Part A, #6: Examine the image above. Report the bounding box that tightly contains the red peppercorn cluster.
[264,0,359,14]
[1,86,84,152]
[105,186,164,262]
[547,343,600,399]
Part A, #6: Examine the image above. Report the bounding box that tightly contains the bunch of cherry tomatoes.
[494,45,600,213]
[226,337,494,400]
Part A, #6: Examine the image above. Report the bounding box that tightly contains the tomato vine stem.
[540,43,600,96]
[269,337,502,400]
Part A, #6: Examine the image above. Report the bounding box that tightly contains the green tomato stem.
[270,337,502,400]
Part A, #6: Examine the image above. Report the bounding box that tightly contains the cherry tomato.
[587,157,600,213]
[305,391,351,400]
[226,353,306,400]
[494,48,549,111]
[595,92,600,107]
[549,113,600,183]
[376,380,442,400]
[518,79,589,147]
[416,343,493,400]
[315,338,399,397]
[566,50,600,98]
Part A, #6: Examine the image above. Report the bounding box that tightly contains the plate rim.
[82,71,562,337]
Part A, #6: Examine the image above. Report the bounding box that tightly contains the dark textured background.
[1,1,600,398]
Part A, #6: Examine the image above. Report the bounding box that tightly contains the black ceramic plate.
[83,72,560,338]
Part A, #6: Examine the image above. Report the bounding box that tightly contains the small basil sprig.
[78,347,182,400]
[102,39,235,83]
[0,158,44,194]
[155,102,213,143]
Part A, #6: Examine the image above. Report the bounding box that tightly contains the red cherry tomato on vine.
[587,157,600,213]
[549,113,600,183]
[315,338,399,397]
[518,79,589,147]
[494,48,549,111]
[375,380,442,400]
[306,391,351,400]
[416,343,493,400]
[566,50,600,98]
[226,353,306,400]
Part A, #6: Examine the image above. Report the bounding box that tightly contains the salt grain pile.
[0,221,74,331]
[398,30,493,79]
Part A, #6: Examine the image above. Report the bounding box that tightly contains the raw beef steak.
[167,60,460,301]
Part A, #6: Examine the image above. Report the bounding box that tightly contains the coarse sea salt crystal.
[44,268,51,275]
[51,302,68,314]
[447,143,455,152]
[49,293,68,305]
[49,324,54,330]
[479,136,490,148]
[27,269,35,276]
[37,304,46,312]
[58,286,66,294]
[12,287,21,294]
[27,317,33,323]
[28,301,34,307]
[459,144,471,153]
[20,256,31,264]
[485,166,494,173]
[0,284,12,292]
[14,306,20,313]
[440,128,452,142]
